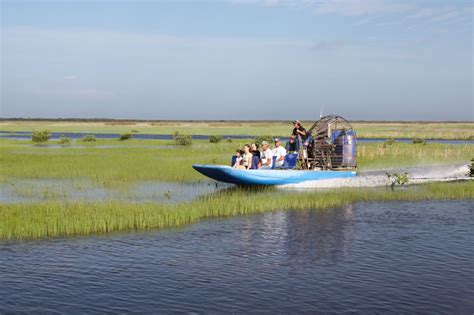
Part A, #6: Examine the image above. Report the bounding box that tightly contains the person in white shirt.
[259,141,273,169]
[272,138,287,168]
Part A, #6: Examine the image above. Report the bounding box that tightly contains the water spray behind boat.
[281,163,471,189]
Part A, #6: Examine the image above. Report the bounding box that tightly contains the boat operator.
[292,120,311,147]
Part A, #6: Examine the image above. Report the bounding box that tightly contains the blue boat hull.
[192,164,357,186]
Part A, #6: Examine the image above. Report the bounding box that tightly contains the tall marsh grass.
[2,121,473,139]
[0,139,472,184]
[0,181,472,240]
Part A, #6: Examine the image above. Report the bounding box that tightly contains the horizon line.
[1,117,473,124]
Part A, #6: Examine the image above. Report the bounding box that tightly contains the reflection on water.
[242,205,356,264]
[0,200,472,313]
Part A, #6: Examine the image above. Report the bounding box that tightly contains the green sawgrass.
[1,139,472,184]
[1,181,472,240]
[1,121,473,140]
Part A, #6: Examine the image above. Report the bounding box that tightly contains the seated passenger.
[242,144,253,170]
[272,138,287,168]
[251,143,261,160]
[259,141,273,169]
[233,149,244,169]
[285,135,299,153]
[250,143,261,169]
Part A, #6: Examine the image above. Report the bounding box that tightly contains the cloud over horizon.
[1,1,472,121]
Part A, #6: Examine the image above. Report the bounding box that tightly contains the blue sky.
[1,0,472,120]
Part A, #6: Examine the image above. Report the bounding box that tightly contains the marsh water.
[0,178,228,204]
[0,163,469,204]
[1,131,473,144]
[0,200,473,313]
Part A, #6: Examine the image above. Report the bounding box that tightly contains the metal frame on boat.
[301,115,357,171]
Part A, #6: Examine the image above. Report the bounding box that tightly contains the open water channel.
[0,200,472,313]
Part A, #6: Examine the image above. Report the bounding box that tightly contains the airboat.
[193,115,358,185]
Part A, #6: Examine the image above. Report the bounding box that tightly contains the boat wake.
[280,163,471,189]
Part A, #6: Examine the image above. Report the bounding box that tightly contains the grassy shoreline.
[1,181,472,240]
[1,120,473,140]
[1,138,472,184]
[1,131,472,240]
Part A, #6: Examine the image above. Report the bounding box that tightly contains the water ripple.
[0,200,473,313]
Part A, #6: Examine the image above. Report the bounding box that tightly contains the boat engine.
[300,115,357,171]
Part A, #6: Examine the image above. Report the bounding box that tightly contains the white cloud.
[429,8,462,23]
[234,0,414,15]
[232,0,280,5]
[2,25,471,120]
[407,8,435,19]
[312,40,345,51]
[233,0,472,25]
[408,6,470,25]
[312,0,413,16]
[63,75,77,80]
[36,88,115,100]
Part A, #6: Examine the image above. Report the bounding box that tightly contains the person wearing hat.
[292,120,308,140]
[272,138,287,168]
[292,120,313,148]
[260,140,273,169]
